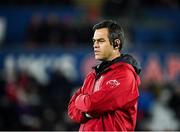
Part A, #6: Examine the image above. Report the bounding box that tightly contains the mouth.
[94,50,100,54]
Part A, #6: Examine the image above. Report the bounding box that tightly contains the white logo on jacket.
[106,80,120,88]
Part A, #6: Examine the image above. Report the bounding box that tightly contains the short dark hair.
[93,20,124,50]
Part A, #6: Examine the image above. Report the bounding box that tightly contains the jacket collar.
[93,54,141,77]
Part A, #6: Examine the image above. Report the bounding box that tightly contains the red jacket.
[68,55,141,131]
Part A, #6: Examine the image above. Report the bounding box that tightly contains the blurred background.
[0,0,179,131]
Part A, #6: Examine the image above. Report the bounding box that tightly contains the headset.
[110,31,123,50]
[113,39,121,49]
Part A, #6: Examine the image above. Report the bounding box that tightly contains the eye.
[99,39,105,42]
[92,38,105,44]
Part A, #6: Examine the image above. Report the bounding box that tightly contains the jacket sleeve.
[68,88,88,123]
[75,67,140,113]
[68,72,96,123]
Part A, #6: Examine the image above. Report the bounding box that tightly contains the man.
[68,20,141,131]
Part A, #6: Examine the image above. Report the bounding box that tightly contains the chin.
[95,56,104,61]
[95,57,100,60]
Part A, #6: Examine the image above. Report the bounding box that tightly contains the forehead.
[93,28,109,39]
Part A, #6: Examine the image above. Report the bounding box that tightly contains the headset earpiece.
[113,39,120,49]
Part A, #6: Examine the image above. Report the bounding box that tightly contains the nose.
[93,41,99,48]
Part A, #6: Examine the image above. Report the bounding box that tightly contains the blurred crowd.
[136,81,180,130]
[26,13,93,48]
[0,68,79,130]
[0,0,179,49]
[0,0,179,131]
[24,0,179,49]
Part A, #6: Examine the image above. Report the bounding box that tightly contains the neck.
[107,52,121,61]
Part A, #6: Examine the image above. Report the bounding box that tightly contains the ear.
[113,39,120,49]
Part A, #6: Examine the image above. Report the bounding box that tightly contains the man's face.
[93,28,114,61]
